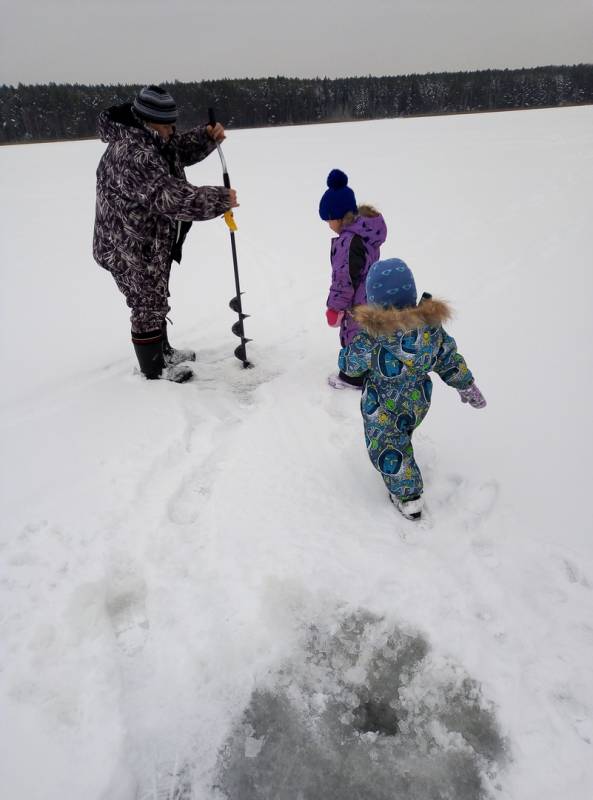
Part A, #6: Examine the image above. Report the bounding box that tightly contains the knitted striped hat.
[133,85,178,123]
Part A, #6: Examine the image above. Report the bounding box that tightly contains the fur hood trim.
[352,298,452,336]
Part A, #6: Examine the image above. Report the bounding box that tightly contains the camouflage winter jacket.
[93,104,230,274]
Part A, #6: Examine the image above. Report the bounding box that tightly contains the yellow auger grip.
[224,210,238,232]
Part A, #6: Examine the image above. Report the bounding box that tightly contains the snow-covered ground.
[1,106,592,799]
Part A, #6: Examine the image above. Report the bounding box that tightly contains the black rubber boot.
[162,323,196,366]
[132,329,193,383]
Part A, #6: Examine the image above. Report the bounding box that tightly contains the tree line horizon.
[1,63,592,144]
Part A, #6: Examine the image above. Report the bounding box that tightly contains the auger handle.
[208,107,230,188]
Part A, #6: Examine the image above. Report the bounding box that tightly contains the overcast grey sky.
[1,0,592,86]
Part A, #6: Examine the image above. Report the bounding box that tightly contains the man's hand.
[227,188,239,208]
[207,122,226,143]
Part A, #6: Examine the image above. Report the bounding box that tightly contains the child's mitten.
[326,309,344,328]
[458,382,486,409]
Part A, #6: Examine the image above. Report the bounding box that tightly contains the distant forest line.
[1,64,592,144]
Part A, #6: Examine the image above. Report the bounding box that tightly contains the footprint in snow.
[428,471,465,508]
[463,480,499,527]
[167,472,211,526]
[471,536,501,569]
[551,685,593,745]
[105,558,149,657]
[135,762,192,800]
[563,559,591,589]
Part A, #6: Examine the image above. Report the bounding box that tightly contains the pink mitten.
[326,309,344,328]
[458,382,487,409]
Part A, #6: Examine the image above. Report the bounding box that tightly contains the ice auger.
[208,107,252,368]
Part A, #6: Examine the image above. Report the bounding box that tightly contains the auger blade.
[234,343,254,367]
[229,294,245,313]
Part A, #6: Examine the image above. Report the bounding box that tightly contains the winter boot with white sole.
[328,371,364,390]
[390,493,423,521]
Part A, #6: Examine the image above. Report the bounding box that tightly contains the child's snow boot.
[132,330,193,383]
[328,371,364,390]
[162,322,196,366]
[390,493,423,521]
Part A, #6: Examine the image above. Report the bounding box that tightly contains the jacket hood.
[353,298,452,336]
[341,213,387,247]
[98,103,157,145]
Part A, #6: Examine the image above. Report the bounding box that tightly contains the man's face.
[147,122,175,141]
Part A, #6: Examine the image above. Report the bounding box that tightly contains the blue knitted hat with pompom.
[366,258,417,309]
[318,169,358,221]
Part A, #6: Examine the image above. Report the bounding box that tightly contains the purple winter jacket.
[327,214,387,346]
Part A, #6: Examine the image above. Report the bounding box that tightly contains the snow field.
[1,105,592,798]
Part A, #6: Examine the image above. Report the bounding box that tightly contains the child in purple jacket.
[319,169,387,389]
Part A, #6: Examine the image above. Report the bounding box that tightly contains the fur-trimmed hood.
[352,298,452,336]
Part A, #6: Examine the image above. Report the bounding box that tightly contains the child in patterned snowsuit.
[340,258,486,520]
[318,169,387,389]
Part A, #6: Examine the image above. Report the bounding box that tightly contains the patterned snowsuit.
[93,104,230,333]
[339,299,474,499]
[327,214,387,347]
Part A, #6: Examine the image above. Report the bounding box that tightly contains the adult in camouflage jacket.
[93,85,237,381]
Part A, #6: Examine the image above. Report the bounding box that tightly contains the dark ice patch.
[215,611,507,800]
[352,698,399,735]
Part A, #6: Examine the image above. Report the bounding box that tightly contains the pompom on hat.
[319,169,358,221]
[366,258,417,309]
[133,85,178,123]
